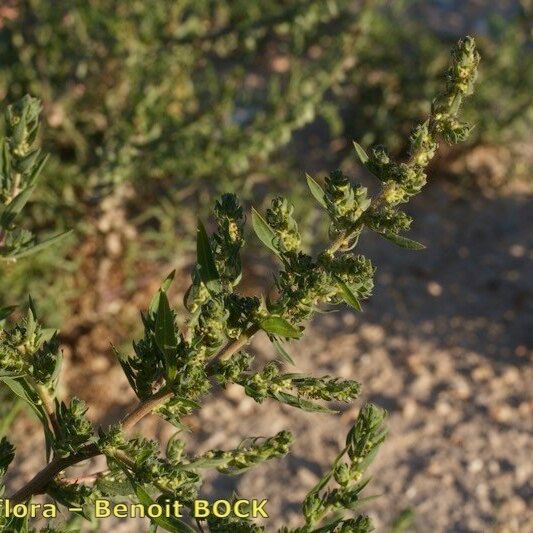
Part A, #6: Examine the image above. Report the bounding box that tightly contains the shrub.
[0,0,374,211]
[0,36,479,531]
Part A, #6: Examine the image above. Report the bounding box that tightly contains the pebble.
[427,281,443,296]
[468,459,483,473]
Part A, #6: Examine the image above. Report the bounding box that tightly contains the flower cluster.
[365,205,412,236]
[302,404,387,528]
[324,170,371,235]
[233,361,361,410]
[98,427,199,497]
[192,431,294,475]
[0,323,28,376]
[194,298,229,350]
[275,253,336,322]
[0,303,61,385]
[1,95,42,201]
[212,351,254,384]
[322,253,375,303]
[431,36,480,144]
[0,96,68,260]
[213,193,245,285]
[53,399,94,457]
[224,294,263,339]
[266,197,301,253]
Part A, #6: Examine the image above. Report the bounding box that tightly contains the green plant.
[0,36,479,531]
[0,0,378,325]
[336,0,531,187]
[0,95,68,263]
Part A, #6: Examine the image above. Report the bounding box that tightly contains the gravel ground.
[5,179,532,532]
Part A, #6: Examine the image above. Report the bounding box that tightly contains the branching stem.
[9,324,261,502]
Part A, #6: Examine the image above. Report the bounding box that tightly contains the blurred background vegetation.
[0,0,531,364]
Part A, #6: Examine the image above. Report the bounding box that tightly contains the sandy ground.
[5,177,532,532]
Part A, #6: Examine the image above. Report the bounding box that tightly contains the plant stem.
[31,380,61,437]
[8,326,259,502]
[8,388,171,503]
[120,387,174,431]
[9,444,99,503]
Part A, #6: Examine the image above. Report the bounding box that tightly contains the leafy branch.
[0,37,479,532]
[0,96,70,262]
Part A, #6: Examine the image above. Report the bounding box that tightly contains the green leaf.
[187,456,232,469]
[9,231,72,259]
[160,270,176,293]
[260,316,301,339]
[3,514,30,533]
[251,207,280,256]
[1,377,55,460]
[133,483,195,533]
[47,482,93,520]
[305,174,327,208]
[392,508,415,532]
[271,391,335,413]
[0,139,11,178]
[335,277,363,311]
[154,292,178,381]
[24,295,37,342]
[40,328,58,343]
[27,294,38,318]
[196,221,221,293]
[0,370,25,379]
[0,186,35,227]
[381,232,425,250]
[0,306,16,321]
[149,270,176,316]
[271,337,295,365]
[353,141,369,164]
[28,153,49,186]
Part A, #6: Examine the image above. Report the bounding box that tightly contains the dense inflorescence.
[0,37,479,532]
[0,97,69,261]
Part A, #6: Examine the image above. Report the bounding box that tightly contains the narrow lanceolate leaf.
[0,306,16,321]
[306,173,327,208]
[271,391,336,414]
[28,153,49,186]
[0,186,35,227]
[353,141,369,165]
[39,328,58,343]
[335,277,363,311]
[1,377,55,460]
[251,207,280,257]
[160,270,176,292]
[9,231,72,259]
[133,483,196,533]
[149,269,176,316]
[0,139,11,177]
[272,337,295,365]
[260,316,301,339]
[196,221,221,293]
[381,232,426,250]
[155,291,178,381]
[3,515,30,533]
